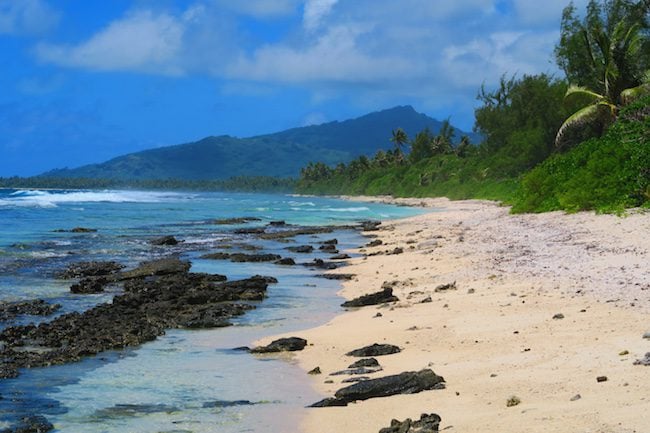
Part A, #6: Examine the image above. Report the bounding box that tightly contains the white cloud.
[0,0,59,36]
[35,10,185,74]
[228,24,419,83]
[303,0,338,30]
[30,0,577,124]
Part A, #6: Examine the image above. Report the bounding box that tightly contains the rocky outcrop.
[309,369,445,407]
[315,273,356,280]
[1,415,54,433]
[341,288,399,308]
[303,259,338,270]
[210,217,261,225]
[286,245,314,253]
[274,258,296,265]
[360,221,382,231]
[58,261,125,279]
[201,252,282,263]
[378,413,442,433]
[349,358,380,368]
[70,277,108,294]
[0,300,61,322]
[0,259,274,379]
[150,235,179,246]
[346,343,401,357]
[251,337,308,353]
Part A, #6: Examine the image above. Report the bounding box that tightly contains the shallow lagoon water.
[0,190,424,432]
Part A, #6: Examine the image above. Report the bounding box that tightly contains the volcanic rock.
[251,337,308,353]
[309,369,445,407]
[378,413,442,433]
[346,343,401,357]
[341,288,399,308]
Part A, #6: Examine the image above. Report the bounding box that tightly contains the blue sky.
[0,0,586,176]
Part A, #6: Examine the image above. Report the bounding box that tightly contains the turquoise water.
[0,189,423,432]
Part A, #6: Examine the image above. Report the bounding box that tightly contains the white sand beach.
[256,198,650,433]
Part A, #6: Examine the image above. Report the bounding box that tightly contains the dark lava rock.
[210,217,261,225]
[552,313,565,320]
[596,376,608,382]
[388,247,404,255]
[379,413,442,433]
[1,415,54,433]
[322,239,338,245]
[202,400,254,408]
[341,288,399,308]
[308,367,322,375]
[434,282,457,292]
[58,261,125,279]
[150,235,179,246]
[286,245,314,253]
[366,239,383,247]
[349,358,380,368]
[234,227,266,235]
[309,369,445,407]
[118,257,191,280]
[260,227,336,240]
[330,254,351,260]
[315,273,356,280]
[346,343,401,357]
[319,244,338,252]
[330,366,382,376]
[304,259,338,270]
[95,403,179,417]
[70,277,108,294]
[0,269,271,378]
[201,252,281,263]
[269,220,286,226]
[53,227,97,233]
[0,300,61,322]
[633,352,650,366]
[342,376,370,383]
[360,221,382,232]
[275,257,296,266]
[251,337,308,354]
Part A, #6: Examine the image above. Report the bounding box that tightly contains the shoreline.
[255,197,650,432]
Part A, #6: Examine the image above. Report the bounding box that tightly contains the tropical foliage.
[298,1,650,214]
[555,0,650,146]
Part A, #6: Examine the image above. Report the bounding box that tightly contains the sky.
[0,0,588,176]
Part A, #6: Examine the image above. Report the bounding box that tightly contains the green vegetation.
[0,176,296,193]
[43,106,476,181]
[297,0,650,214]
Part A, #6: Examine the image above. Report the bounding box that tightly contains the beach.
[255,198,650,432]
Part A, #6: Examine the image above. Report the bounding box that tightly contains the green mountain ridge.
[44,105,478,180]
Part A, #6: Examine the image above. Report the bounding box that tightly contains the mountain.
[43,106,479,180]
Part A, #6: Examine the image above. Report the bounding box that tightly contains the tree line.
[298,0,650,213]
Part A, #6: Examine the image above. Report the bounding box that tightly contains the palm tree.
[390,128,409,162]
[555,10,650,146]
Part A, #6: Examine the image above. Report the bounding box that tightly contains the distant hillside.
[44,106,478,180]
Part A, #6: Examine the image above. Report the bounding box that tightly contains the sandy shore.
[256,198,650,433]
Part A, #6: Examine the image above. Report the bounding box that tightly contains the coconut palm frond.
[621,83,650,104]
[564,85,604,104]
[555,104,602,147]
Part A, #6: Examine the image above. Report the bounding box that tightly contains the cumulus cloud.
[303,0,338,30]
[31,0,576,122]
[35,9,187,74]
[228,24,419,83]
[0,0,59,36]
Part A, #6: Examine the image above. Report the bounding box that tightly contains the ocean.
[0,189,423,433]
